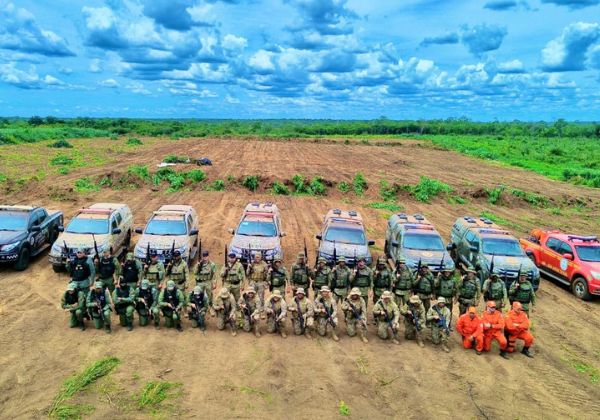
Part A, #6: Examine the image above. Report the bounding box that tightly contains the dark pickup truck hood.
[0,230,26,246]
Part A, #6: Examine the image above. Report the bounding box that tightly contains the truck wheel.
[14,247,30,271]
[384,240,389,257]
[52,264,63,273]
[572,277,591,301]
[124,231,131,249]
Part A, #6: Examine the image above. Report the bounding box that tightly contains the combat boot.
[391,338,399,345]
[80,321,86,331]
[442,343,450,353]
[332,331,340,342]
[305,330,313,339]
[280,330,287,339]
[105,325,111,334]
[500,350,509,359]
[361,334,369,344]
[254,326,261,338]
[417,338,425,348]
[176,324,183,332]
[127,320,133,331]
[231,329,237,337]
[521,347,534,358]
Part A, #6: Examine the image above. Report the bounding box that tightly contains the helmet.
[149,249,158,257]
[296,287,306,295]
[442,266,453,273]
[141,279,150,290]
[67,282,77,291]
[76,248,85,254]
[377,257,386,265]
[297,252,305,259]
[398,258,406,264]
[349,287,361,296]
[487,300,496,308]
[274,255,283,263]
[437,296,447,304]
[219,287,229,298]
[409,295,421,304]
[357,256,366,262]
[512,301,523,310]
[466,268,476,274]
[382,290,393,299]
[320,285,331,292]
[173,250,182,257]
[166,280,176,290]
[202,250,209,257]
[193,286,203,294]
[126,252,134,260]
[94,281,103,289]
[228,252,236,258]
[467,306,477,314]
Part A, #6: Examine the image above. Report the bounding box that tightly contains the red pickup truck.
[519,229,600,300]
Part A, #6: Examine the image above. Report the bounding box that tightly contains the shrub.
[163,155,189,163]
[272,181,291,195]
[50,154,74,166]
[352,172,367,196]
[48,139,73,148]
[207,179,225,191]
[185,169,206,183]
[510,188,549,207]
[309,177,326,195]
[366,202,404,212]
[127,164,150,181]
[379,179,398,202]
[58,167,70,175]
[411,176,452,203]
[337,181,350,193]
[74,177,100,192]
[486,185,505,205]
[166,173,186,192]
[126,137,143,146]
[242,175,259,192]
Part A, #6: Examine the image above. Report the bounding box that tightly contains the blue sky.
[0,0,599,120]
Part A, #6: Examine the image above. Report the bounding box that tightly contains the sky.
[0,0,600,120]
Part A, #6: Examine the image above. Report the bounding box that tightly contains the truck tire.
[52,264,63,273]
[14,247,30,271]
[572,277,591,301]
[124,231,131,249]
[384,240,389,257]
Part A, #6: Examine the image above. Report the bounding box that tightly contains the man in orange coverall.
[505,301,534,358]
[482,300,508,359]
[456,306,484,355]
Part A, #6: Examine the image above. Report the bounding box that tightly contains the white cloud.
[89,58,102,73]
[222,34,248,50]
[99,78,119,88]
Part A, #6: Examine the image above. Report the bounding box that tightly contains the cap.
[193,285,203,294]
[274,255,283,262]
[320,285,331,292]
[296,287,306,295]
[357,256,366,262]
[377,257,386,264]
[490,273,499,279]
[409,295,421,304]
[382,290,393,299]
[228,252,236,258]
[398,258,406,263]
[512,301,523,310]
[421,264,429,269]
[467,306,477,314]
[202,250,209,257]
[272,289,282,297]
[318,257,326,263]
[466,268,476,274]
[141,279,150,290]
[349,287,361,296]
[173,250,181,257]
[126,252,134,260]
[338,256,346,263]
[94,281,103,289]
[245,287,256,294]
[167,280,175,290]
[442,267,453,272]
[297,252,305,259]
[487,300,496,308]
[149,249,158,257]
[67,282,77,291]
[437,296,447,304]
[76,248,85,254]
[219,287,229,297]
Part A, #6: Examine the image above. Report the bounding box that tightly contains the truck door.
[30,209,47,249]
[542,237,564,276]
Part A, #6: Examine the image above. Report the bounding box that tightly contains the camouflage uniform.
[372,258,393,305]
[426,297,451,352]
[434,270,457,315]
[194,257,217,305]
[158,281,185,331]
[393,261,414,307]
[482,275,508,312]
[67,253,95,291]
[457,270,481,315]
[265,290,287,337]
[213,287,238,336]
[61,282,85,330]
[143,258,165,289]
[268,257,288,295]
[372,291,400,343]
[188,286,209,331]
[314,287,339,341]
[288,288,314,337]
[86,282,112,332]
[400,295,426,347]
[168,257,190,291]
[220,257,245,303]
[96,253,120,293]
[113,283,135,330]
[313,258,332,299]
[238,288,262,337]
[350,260,373,304]
[341,288,368,343]
[412,267,435,313]
[331,257,351,304]
[121,252,142,288]
[509,277,536,316]
[247,257,269,307]
[134,280,160,328]
[290,253,313,297]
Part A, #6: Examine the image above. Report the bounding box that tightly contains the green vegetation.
[272,181,291,195]
[58,167,70,175]
[338,400,350,416]
[291,174,327,195]
[509,188,549,207]
[240,386,274,404]
[448,195,467,204]
[186,169,206,183]
[127,164,150,181]
[137,381,183,413]
[162,154,189,163]
[49,357,120,418]
[242,175,260,192]
[48,139,73,148]
[366,202,404,212]
[74,177,100,193]
[486,185,505,205]
[207,179,226,191]
[337,181,350,193]
[410,176,452,203]
[125,137,143,146]
[0,173,7,182]
[379,179,399,202]
[352,172,367,196]
[50,154,74,166]
[479,211,523,230]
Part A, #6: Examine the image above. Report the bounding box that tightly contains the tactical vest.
[138,288,154,308]
[190,292,206,310]
[64,291,78,305]
[269,299,283,316]
[98,257,115,279]
[374,269,392,288]
[317,297,333,316]
[394,269,412,291]
[225,263,242,284]
[438,277,455,298]
[294,297,307,315]
[146,263,161,281]
[164,289,180,307]
[489,281,504,301]
[314,267,330,288]
[115,286,131,302]
[122,261,139,283]
[170,261,186,283]
[292,264,309,285]
[90,290,107,308]
[416,274,433,294]
[248,263,267,282]
[459,279,478,299]
[71,258,90,282]
[270,269,286,287]
[515,282,533,303]
[333,268,350,288]
[353,268,371,288]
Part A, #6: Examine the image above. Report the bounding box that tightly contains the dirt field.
[1,137,599,419]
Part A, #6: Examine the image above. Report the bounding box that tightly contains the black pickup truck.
[0,205,63,270]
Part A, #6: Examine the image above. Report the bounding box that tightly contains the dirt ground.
[1,137,599,419]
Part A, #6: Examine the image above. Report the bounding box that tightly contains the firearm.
[223,245,231,279]
[381,305,396,333]
[416,258,422,276]
[63,239,71,265]
[331,241,338,290]
[515,264,522,289]
[322,301,336,329]
[303,238,308,265]
[139,296,153,320]
[439,254,445,272]
[92,233,99,262]
[241,295,253,326]
[166,240,176,275]
[271,299,280,333]
[247,245,253,276]
[295,296,305,334]
[146,241,151,267]
[406,308,421,330]
[345,298,367,332]
[433,304,450,335]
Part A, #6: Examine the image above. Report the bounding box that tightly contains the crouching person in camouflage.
[158,280,185,332]
[62,282,86,330]
[427,297,451,353]
[265,289,287,338]
[288,288,314,338]
[213,287,237,336]
[239,287,262,337]
[188,285,209,332]
[87,281,112,333]
[113,280,135,331]
[341,287,368,343]
[314,286,339,341]
[401,295,426,348]
[134,279,160,329]
[372,291,400,344]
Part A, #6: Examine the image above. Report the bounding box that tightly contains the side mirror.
[30,225,41,232]
[368,240,375,246]
[391,241,399,248]
[135,227,143,234]
[112,228,122,234]
[525,250,534,257]
[316,234,322,240]
[469,245,479,253]
[562,253,574,261]
[189,229,199,236]
[447,243,456,251]
[57,225,64,232]
[280,232,287,237]
[228,228,235,235]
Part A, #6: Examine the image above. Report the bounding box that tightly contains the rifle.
[271,299,281,332]
[166,240,176,275]
[146,241,151,266]
[483,254,496,300]
[188,293,205,322]
[406,307,421,331]
[241,295,253,326]
[331,241,338,289]
[139,297,153,320]
[303,238,308,261]
[63,239,70,261]
[322,300,336,329]
[345,298,367,332]
[247,244,253,276]
[381,305,396,333]
[433,305,450,336]
[92,233,99,261]
[295,296,306,334]
[439,254,445,272]
[416,258,422,277]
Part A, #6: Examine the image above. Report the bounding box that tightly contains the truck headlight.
[134,245,145,258]
[1,241,20,252]
[51,243,63,254]
[591,271,600,280]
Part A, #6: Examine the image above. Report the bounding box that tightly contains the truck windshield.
[482,239,523,256]
[66,218,109,234]
[325,227,365,245]
[145,219,187,235]
[403,233,444,251]
[0,212,28,231]
[576,246,600,262]
[237,219,277,237]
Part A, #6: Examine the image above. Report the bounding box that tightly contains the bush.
[207,179,225,191]
[58,167,70,175]
[242,175,259,192]
[510,188,548,207]
[50,154,74,166]
[379,179,398,202]
[74,177,100,192]
[352,172,367,196]
[411,176,452,203]
[366,202,404,212]
[486,185,505,205]
[0,173,7,183]
[128,165,150,181]
[163,155,189,163]
[337,181,350,193]
[166,173,186,192]
[272,181,291,195]
[48,139,73,148]
[185,169,206,183]
[292,174,309,194]
[126,137,143,146]
[309,177,326,195]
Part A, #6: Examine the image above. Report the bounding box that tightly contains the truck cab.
[316,209,374,267]
[450,216,540,289]
[385,213,454,273]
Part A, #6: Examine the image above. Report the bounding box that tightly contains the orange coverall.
[505,309,534,352]
[482,310,507,351]
[456,313,484,352]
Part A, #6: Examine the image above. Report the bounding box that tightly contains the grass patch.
[127,164,150,181]
[0,173,7,182]
[337,181,350,193]
[272,181,291,195]
[240,386,274,404]
[355,355,369,375]
[379,179,399,202]
[48,139,73,148]
[185,169,206,183]
[50,154,74,166]
[366,202,404,212]
[510,188,549,207]
[74,177,100,193]
[49,357,120,418]
[352,172,367,196]
[410,176,452,203]
[162,155,189,163]
[339,400,350,416]
[166,173,186,192]
[486,185,505,205]
[206,179,226,191]
[125,137,143,146]
[137,381,183,414]
[448,195,467,204]
[242,175,260,192]
[479,211,522,230]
